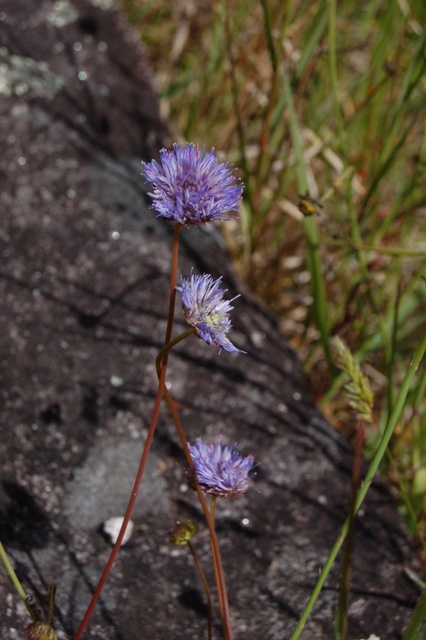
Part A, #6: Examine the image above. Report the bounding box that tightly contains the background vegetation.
[120,0,426,569]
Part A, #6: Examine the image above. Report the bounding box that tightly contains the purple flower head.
[176,272,245,354]
[186,437,256,499]
[142,143,243,228]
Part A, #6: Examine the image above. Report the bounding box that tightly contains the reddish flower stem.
[187,540,213,640]
[335,418,365,640]
[73,364,168,640]
[156,354,233,640]
[73,224,181,639]
[163,224,181,355]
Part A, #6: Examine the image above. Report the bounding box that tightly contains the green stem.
[328,0,344,151]
[325,238,426,257]
[260,0,277,73]
[0,540,37,621]
[47,583,57,625]
[283,71,332,365]
[222,0,252,213]
[290,329,426,639]
[253,0,279,214]
[403,584,426,640]
[155,329,195,371]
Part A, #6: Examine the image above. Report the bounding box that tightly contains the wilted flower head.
[176,272,245,354]
[142,143,243,227]
[169,520,197,545]
[186,437,255,499]
[26,622,57,640]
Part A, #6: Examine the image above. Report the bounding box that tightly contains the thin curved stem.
[73,356,169,639]
[290,329,426,639]
[210,496,216,517]
[74,224,182,639]
[0,541,37,622]
[163,223,181,352]
[335,419,365,640]
[156,358,233,640]
[187,540,213,640]
[47,583,57,626]
[155,329,195,371]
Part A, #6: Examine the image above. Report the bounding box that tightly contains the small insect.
[298,192,323,217]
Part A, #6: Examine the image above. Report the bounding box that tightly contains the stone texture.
[0,1,420,639]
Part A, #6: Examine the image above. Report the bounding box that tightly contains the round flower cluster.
[142,143,243,228]
[187,437,255,499]
[176,272,244,354]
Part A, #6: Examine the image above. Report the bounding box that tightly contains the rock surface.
[0,1,420,639]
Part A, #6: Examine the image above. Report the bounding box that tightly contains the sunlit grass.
[121,0,426,569]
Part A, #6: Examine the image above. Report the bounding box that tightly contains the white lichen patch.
[46,0,79,28]
[0,47,64,98]
[90,0,115,9]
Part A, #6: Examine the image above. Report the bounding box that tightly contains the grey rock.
[0,1,420,639]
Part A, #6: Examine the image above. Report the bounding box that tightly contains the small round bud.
[169,520,196,545]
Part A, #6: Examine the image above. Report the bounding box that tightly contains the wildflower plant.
[106,4,426,637]
[69,143,247,640]
[3,139,426,640]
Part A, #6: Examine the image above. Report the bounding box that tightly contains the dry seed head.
[332,336,374,424]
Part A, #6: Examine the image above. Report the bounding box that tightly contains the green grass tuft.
[121,0,426,569]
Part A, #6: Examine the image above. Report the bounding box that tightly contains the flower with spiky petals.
[142,143,243,227]
[176,272,245,354]
[186,437,255,499]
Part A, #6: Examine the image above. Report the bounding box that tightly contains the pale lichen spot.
[46,0,79,28]
[89,0,115,9]
[0,47,64,98]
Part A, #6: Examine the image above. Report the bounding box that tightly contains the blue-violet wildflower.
[187,437,255,499]
[176,272,244,354]
[142,143,243,227]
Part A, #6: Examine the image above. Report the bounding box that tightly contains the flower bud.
[26,622,57,640]
[169,520,196,545]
